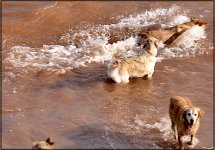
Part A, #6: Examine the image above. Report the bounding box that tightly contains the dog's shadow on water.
[49,64,154,94]
[61,123,178,149]
[49,65,108,89]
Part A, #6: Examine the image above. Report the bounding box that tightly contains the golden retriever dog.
[138,17,207,46]
[107,35,159,83]
[32,137,55,149]
[169,96,204,148]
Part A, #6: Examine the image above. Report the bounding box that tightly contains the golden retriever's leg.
[187,135,194,145]
[171,122,177,140]
[109,69,122,83]
[178,133,183,148]
[120,70,129,83]
[174,132,178,141]
[147,71,154,79]
[147,64,155,79]
[122,78,129,83]
[113,76,122,83]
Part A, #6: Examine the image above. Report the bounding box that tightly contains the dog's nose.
[137,43,141,46]
[190,119,194,124]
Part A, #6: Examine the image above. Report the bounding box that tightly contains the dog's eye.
[188,113,191,116]
[194,114,197,116]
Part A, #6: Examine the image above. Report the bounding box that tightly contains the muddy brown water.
[2,1,213,149]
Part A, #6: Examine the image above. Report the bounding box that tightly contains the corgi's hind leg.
[121,70,129,83]
[113,76,122,83]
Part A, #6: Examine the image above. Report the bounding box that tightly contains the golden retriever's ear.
[197,20,207,26]
[180,110,186,122]
[46,137,55,145]
[198,109,204,118]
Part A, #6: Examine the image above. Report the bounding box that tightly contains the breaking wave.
[4,5,210,75]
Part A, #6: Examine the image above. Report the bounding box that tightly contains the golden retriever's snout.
[190,119,194,125]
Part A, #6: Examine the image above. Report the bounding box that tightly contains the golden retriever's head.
[191,17,207,29]
[176,17,207,33]
[32,137,55,149]
[46,137,55,146]
[181,107,204,126]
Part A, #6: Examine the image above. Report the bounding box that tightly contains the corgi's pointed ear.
[154,40,160,49]
[112,59,120,65]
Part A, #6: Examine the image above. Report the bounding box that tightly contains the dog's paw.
[175,146,184,150]
[146,76,152,80]
[174,135,178,140]
[146,74,153,79]
[187,141,192,145]
[122,80,129,83]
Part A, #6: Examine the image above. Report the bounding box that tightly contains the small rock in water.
[12,88,17,94]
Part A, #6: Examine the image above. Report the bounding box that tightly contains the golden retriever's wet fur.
[138,17,207,46]
[107,35,159,83]
[32,137,55,149]
[169,96,204,148]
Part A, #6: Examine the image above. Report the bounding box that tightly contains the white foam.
[12,88,17,94]
[4,5,209,76]
[134,114,199,145]
[202,147,214,149]
[172,25,206,47]
[182,135,199,147]
[158,25,207,60]
[164,15,190,28]
[134,115,172,141]
[104,126,115,149]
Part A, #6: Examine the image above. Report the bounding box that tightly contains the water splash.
[4,5,209,76]
[134,114,199,146]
